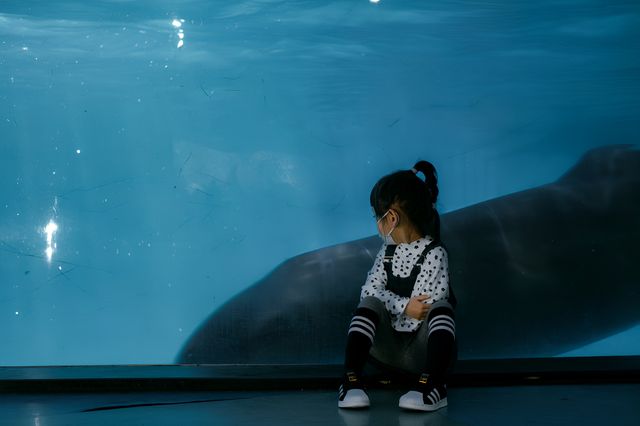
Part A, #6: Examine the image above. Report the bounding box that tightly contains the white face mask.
[377,210,397,245]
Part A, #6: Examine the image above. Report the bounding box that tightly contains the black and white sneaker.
[338,372,370,409]
[398,374,447,412]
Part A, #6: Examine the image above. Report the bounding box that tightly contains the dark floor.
[2,384,639,426]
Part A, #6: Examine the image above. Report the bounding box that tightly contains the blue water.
[1,0,639,365]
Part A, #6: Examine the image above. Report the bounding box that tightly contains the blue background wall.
[0,0,638,366]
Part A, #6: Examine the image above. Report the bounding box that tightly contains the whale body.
[176,145,640,363]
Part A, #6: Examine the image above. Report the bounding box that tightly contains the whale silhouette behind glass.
[176,145,640,364]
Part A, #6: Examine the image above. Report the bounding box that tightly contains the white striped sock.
[348,325,374,343]
[428,325,455,337]
[350,318,376,336]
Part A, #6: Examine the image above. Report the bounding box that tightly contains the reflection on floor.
[1,384,639,426]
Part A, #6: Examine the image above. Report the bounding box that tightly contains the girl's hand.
[404,295,432,320]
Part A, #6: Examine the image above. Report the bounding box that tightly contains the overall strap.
[382,244,397,284]
[416,240,443,265]
[382,244,413,297]
[383,244,397,263]
[418,241,457,309]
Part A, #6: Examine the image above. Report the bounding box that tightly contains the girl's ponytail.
[412,160,441,240]
[412,160,439,206]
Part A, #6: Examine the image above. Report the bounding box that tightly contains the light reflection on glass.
[44,219,58,263]
[172,18,186,48]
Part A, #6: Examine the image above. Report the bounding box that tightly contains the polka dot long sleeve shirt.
[360,236,450,332]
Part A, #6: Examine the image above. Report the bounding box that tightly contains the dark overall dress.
[365,239,458,376]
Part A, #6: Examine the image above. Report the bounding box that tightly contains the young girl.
[338,160,457,412]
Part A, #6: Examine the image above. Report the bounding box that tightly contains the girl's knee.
[358,296,385,313]
[427,301,455,322]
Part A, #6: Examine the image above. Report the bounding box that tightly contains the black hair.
[369,160,441,240]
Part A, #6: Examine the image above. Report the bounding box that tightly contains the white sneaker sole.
[338,400,370,409]
[338,389,370,409]
[399,393,448,412]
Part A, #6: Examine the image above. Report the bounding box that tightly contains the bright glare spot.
[370,0,380,3]
[76,149,81,154]
[21,46,28,51]
[15,311,19,315]
[44,220,58,262]
[173,18,186,48]
[45,221,58,241]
